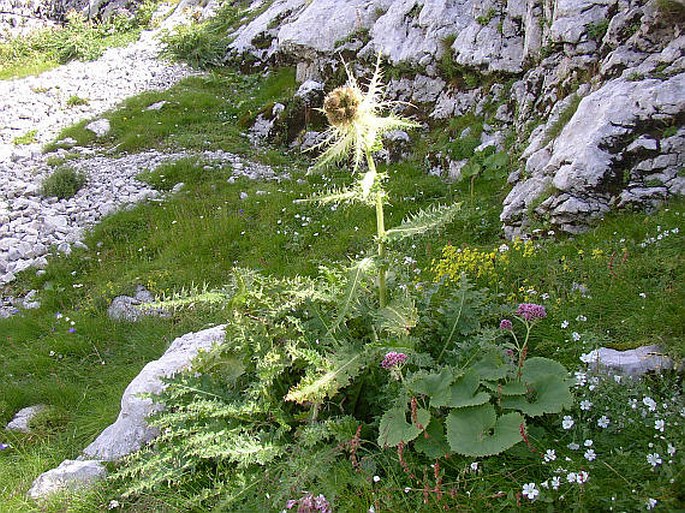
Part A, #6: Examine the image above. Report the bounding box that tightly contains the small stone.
[145,100,167,111]
[27,460,107,500]
[6,405,47,432]
[85,119,111,137]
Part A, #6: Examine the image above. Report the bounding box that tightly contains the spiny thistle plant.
[300,54,461,308]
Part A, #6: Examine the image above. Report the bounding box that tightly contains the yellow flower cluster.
[432,245,499,283]
[431,239,537,287]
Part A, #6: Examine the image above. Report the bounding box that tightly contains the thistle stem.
[366,151,388,308]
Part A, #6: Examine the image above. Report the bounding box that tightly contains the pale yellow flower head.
[313,54,418,171]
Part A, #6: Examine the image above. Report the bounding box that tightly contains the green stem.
[366,151,387,308]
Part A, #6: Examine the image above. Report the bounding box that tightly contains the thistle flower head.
[323,86,363,127]
[312,54,418,171]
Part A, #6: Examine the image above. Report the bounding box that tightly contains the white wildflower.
[522,483,539,500]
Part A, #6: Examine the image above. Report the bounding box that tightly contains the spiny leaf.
[285,345,368,404]
[446,404,524,457]
[374,296,418,336]
[378,404,431,448]
[385,203,461,243]
[331,257,373,331]
[294,186,359,205]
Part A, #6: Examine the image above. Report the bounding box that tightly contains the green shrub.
[161,1,253,68]
[41,166,87,199]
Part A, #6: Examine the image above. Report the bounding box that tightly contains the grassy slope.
[0,65,682,512]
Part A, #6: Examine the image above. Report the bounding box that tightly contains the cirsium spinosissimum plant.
[299,54,461,308]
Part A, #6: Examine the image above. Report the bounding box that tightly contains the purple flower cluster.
[499,319,513,330]
[516,303,547,321]
[285,493,332,513]
[381,351,408,370]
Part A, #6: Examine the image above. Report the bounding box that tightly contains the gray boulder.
[85,118,111,138]
[6,405,47,433]
[107,285,167,322]
[27,460,106,500]
[585,345,675,377]
[81,325,226,461]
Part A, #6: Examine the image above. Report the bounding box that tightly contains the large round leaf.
[415,418,451,459]
[446,404,524,457]
[378,405,431,448]
[410,368,489,409]
[501,357,573,417]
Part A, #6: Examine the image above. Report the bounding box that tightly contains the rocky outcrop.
[503,4,685,236]
[226,0,685,237]
[228,0,532,78]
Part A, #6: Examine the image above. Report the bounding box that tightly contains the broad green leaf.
[483,151,509,171]
[378,405,431,448]
[414,417,451,459]
[496,380,527,396]
[446,404,524,457]
[460,161,481,178]
[501,357,573,417]
[471,351,510,381]
[409,369,489,409]
[409,368,456,399]
[517,357,568,380]
[385,203,461,243]
[436,369,490,409]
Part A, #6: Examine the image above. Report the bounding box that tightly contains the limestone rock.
[81,325,226,461]
[502,71,685,236]
[107,285,167,322]
[85,118,111,137]
[27,459,106,500]
[6,405,47,433]
[585,345,675,377]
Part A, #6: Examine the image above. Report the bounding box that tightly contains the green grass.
[1,61,683,512]
[45,68,298,159]
[41,166,87,199]
[0,12,147,81]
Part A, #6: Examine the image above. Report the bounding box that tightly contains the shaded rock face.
[229,0,685,237]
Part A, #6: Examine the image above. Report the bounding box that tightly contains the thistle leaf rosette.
[312,55,418,171]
